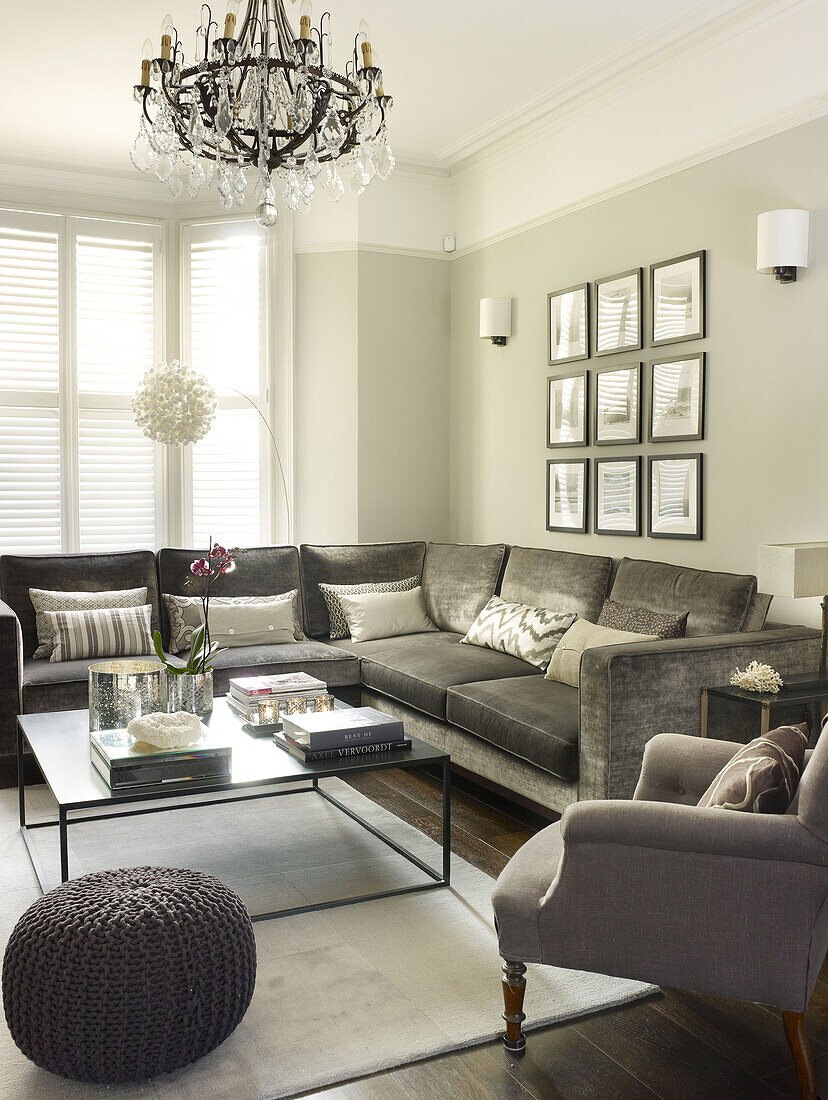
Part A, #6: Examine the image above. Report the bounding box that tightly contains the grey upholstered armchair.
[492,731,828,1100]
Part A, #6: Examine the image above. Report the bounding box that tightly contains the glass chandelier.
[131,0,395,227]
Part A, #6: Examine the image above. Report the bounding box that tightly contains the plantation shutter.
[184,221,268,548]
[75,220,162,552]
[0,211,62,552]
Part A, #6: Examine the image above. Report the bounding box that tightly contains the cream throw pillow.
[208,599,296,648]
[545,619,658,688]
[337,586,437,643]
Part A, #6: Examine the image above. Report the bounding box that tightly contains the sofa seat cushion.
[325,632,462,657]
[196,641,360,694]
[360,641,538,720]
[22,641,360,714]
[447,677,580,781]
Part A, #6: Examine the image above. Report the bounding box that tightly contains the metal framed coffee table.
[17,698,451,922]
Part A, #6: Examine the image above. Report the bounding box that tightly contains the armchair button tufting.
[677,785,686,796]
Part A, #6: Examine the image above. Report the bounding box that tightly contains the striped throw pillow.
[29,587,149,660]
[47,605,154,663]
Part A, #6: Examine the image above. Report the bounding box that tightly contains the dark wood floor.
[294,766,826,1100]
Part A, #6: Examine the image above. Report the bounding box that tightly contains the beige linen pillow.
[337,586,437,644]
[164,591,305,653]
[545,619,658,688]
[208,599,296,648]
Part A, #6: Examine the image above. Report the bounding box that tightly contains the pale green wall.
[294,249,450,545]
[358,251,451,542]
[450,116,828,628]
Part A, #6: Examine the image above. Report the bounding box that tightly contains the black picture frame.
[593,362,642,446]
[548,283,590,366]
[594,456,641,537]
[649,250,706,347]
[547,370,589,448]
[648,453,703,540]
[648,353,706,443]
[546,459,589,534]
[594,268,643,356]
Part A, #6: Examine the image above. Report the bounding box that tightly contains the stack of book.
[273,707,410,762]
[227,672,329,726]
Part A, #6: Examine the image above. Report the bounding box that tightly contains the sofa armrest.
[577,626,820,801]
[0,598,23,758]
[560,798,828,866]
[633,732,744,804]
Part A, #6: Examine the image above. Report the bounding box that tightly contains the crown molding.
[294,240,448,260]
[443,0,808,177]
[449,92,828,260]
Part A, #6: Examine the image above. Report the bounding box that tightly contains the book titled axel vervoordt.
[281,707,405,751]
[272,731,412,763]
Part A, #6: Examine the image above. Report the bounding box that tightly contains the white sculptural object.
[730,661,784,695]
[128,711,204,749]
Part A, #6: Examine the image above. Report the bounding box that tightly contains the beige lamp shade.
[757,543,828,599]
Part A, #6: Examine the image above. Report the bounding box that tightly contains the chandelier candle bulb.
[224,0,239,39]
[140,38,153,86]
[160,14,174,60]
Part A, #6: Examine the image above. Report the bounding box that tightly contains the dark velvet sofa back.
[500,547,612,624]
[0,551,160,658]
[299,542,427,637]
[608,558,758,636]
[421,543,507,634]
[157,546,301,646]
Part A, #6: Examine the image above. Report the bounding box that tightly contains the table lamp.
[758,543,828,679]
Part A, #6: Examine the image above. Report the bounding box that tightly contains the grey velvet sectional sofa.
[0,541,820,814]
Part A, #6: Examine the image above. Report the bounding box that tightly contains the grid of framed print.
[545,250,706,539]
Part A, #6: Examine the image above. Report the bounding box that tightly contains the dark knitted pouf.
[2,866,256,1084]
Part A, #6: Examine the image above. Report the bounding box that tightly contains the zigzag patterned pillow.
[461,596,578,670]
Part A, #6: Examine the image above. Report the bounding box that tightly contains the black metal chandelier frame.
[133,1,392,177]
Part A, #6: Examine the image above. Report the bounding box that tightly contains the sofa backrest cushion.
[608,557,757,637]
[422,543,507,634]
[500,547,612,623]
[300,543,426,637]
[0,551,160,658]
[157,546,301,647]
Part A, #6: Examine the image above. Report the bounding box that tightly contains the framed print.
[650,250,706,346]
[547,370,588,448]
[649,353,705,442]
[595,268,642,355]
[648,453,703,540]
[548,283,590,365]
[547,459,588,534]
[594,363,641,445]
[595,456,641,536]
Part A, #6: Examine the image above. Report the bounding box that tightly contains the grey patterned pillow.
[29,587,149,660]
[461,596,577,670]
[598,598,688,640]
[698,723,808,813]
[48,605,153,663]
[318,576,420,639]
[163,591,305,654]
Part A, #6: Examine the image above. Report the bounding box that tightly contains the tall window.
[0,211,162,553]
[182,221,269,548]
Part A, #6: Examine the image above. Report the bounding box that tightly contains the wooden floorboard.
[300,765,816,1100]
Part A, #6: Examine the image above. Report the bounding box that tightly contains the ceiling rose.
[131,0,395,226]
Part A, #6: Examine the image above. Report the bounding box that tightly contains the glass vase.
[167,671,214,717]
[88,660,167,733]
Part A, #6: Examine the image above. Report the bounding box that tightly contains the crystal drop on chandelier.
[188,160,207,196]
[320,107,346,155]
[168,158,184,198]
[305,147,322,179]
[155,152,173,183]
[375,137,395,181]
[130,122,155,173]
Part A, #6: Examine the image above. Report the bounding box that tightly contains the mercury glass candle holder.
[88,660,167,733]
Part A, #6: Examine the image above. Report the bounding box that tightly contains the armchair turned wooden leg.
[783,1010,818,1100]
[501,959,527,1054]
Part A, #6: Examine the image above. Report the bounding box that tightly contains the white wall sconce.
[480,298,512,346]
[757,209,810,283]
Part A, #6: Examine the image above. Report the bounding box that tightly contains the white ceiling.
[0,0,757,172]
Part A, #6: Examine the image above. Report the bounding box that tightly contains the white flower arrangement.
[730,661,784,694]
[132,360,217,446]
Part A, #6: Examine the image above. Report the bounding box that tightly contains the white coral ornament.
[132,360,217,446]
[127,711,203,749]
[730,661,784,694]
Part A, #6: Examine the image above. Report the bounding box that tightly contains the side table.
[701,673,828,740]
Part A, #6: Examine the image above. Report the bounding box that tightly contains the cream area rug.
[0,780,656,1099]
